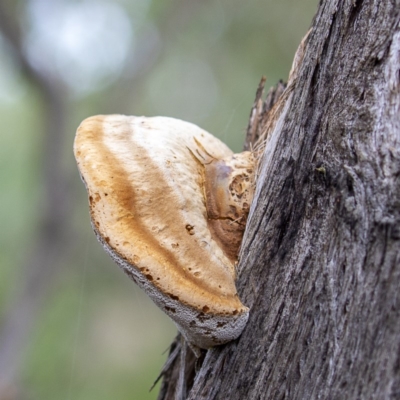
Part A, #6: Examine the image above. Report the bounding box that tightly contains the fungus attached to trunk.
[74,115,254,349]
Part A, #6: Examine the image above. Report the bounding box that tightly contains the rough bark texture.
[158,0,400,399]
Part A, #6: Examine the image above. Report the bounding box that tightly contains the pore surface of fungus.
[74,115,254,349]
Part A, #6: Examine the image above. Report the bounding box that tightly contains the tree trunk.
[158,1,400,398]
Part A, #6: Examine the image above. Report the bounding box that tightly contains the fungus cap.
[74,115,253,349]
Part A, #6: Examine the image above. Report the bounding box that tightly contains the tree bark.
[158,0,400,398]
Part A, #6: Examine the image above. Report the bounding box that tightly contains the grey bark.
[159,1,400,399]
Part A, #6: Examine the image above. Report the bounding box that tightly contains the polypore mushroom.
[74,115,254,350]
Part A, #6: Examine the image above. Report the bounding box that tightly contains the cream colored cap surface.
[74,115,249,343]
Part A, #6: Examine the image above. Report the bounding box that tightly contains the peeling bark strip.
[159,1,400,399]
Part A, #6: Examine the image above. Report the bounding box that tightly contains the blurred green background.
[0,0,317,399]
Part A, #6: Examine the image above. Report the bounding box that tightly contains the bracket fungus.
[74,115,255,350]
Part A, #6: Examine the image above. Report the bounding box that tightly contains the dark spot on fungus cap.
[168,293,180,301]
